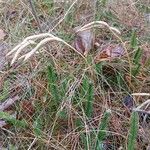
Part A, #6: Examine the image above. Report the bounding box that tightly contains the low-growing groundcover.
[0,0,150,149]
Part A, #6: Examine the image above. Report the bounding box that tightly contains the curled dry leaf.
[94,44,125,63]
[0,29,6,41]
[74,28,94,56]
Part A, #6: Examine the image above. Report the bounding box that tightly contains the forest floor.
[0,0,150,149]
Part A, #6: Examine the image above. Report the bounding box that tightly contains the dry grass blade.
[7,33,85,65]
[76,21,121,35]
[134,99,150,110]
[7,21,121,65]
[49,0,78,31]
[10,40,36,65]
[132,93,150,96]
[133,99,150,115]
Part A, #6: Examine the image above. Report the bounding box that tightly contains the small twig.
[49,0,78,32]
[7,33,85,65]
[28,0,43,32]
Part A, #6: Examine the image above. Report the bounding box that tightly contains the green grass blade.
[131,64,141,77]
[85,81,94,118]
[130,30,138,49]
[75,118,90,150]
[33,117,43,137]
[133,47,142,65]
[47,65,60,103]
[0,81,9,102]
[100,0,107,6]
[81,77,89,98]
[127,111,139,150]
[131,47,142,77]
[95,109,111,150]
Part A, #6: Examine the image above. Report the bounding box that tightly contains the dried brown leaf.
[20,101,35,117]
[0,42,9,71]
[0,29,6,41]
[94,44,125,63]
[0,96,19,111]
[123,95,135,110]
[74,29,94,55]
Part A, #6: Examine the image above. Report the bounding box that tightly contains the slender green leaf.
[100,0,107,6]
[130,30,137,49]
[127,111,139,150]
[133,47,142,64]
[95,109,111,150]
[0,111,27,128]
[33,117,43,137]
[86,81,94,118]
[47,65,60,103]
[131,64,141,77]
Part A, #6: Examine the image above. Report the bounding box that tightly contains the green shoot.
[85,81,94,118]
[127,111,139,150]
[133,47,142,65]
[130,30,138,49]
[95,109,111,150]
[47,65,60,104]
